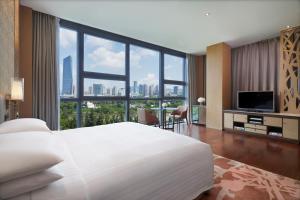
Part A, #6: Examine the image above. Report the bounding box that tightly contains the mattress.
[11,122,213,200]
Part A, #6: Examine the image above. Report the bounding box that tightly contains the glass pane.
[129,100,159,122]
[164,54,184,81]
[130,45,160,98]
[164,84,184,97]
[84,78,126,97]
[162,99,185,127]
[60,102,77,130]
[84,34,125,75]
[59,28,78,98]
[81,101,125,127]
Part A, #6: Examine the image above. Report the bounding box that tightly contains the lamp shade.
[11,78,24,101]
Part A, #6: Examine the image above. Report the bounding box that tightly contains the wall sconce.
[9,78,24,119]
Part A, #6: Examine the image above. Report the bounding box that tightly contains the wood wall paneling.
[206,42,231,130]
[279,26,300,114]
[19,5,33,118]
[0,0,19,122]
[195,55,206,99]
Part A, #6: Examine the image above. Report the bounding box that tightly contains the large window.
[84,34,126,75]
[130,45,159,98]
[59,20,187,130]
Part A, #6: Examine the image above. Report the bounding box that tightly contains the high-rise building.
[149,85,154,97]
[112,86,116,96]
[173,86,178,95]
[144,84,148,97]
[133,81,138,94]
[93,84,103,96]
[62,56,73,95]
[138,84,144,96]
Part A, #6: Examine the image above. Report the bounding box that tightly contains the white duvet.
[11,122,213,200]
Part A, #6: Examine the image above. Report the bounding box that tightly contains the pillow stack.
[0,118,64,199]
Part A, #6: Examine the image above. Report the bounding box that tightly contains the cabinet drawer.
[264,117,282,127]
[224,113,233,129]
[245,128,255,132]
[245,124,266,130]
[283,118,299,140]
[255,129,267,135]
[245,128,267,135]
[255,124,267,130]
[234,114,247,123]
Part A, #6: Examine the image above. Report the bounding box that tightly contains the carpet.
[200,155,300,200]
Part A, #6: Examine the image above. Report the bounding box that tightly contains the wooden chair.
[170,106,189,131]
[137,108,160,127]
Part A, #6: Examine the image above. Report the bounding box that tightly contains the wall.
[0,0,19,122]
[206,42,231,130]
[195,55,206,99]
[19,6,33,118]
[279,26,300,114]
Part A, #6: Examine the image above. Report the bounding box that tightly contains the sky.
[59,27,184,97]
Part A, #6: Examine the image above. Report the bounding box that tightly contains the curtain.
[32,11,59,130]
[232,37,280,109]
[187,54,197,121]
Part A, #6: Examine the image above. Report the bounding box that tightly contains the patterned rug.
[200,155,300,200]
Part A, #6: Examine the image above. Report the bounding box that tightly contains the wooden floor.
[174,124,300,180]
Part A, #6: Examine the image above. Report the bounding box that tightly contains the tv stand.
[223,110,300,144]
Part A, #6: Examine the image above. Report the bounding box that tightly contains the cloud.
[130,47,157,68]
[85,35,114,50]
[140,73,158,85]
[88,47,125,68]
[60,28,76,48]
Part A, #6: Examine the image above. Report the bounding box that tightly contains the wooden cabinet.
[283,119,299,140]
[224,113,233,129]
[264,117,282,127]
[223,110,300,144]
[234,114,247,123]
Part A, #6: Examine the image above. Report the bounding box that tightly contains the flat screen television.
[237,91,275,112]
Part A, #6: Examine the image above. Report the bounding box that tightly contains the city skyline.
[60,28,184,98]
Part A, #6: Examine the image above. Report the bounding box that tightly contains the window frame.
[59,19,186,129]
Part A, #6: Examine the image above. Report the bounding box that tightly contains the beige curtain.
[232,37,280,109]
[187,54,197,121]
[32,11,58,130]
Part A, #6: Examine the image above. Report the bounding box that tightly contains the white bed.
[11,122,213,200]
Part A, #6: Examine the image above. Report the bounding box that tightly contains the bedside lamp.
[10,78,24,118]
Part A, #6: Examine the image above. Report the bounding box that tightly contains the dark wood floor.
[174,124,300,180]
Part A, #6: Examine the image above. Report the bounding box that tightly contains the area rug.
[200,155,300,200]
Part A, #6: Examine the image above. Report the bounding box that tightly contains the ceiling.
[21,0,300,54]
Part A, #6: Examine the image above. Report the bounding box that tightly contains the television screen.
[238,91,274,112]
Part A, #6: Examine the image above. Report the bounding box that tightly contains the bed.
[9,122,213,200]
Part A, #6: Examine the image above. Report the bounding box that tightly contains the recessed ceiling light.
[204,12,210,16]
[286,25,291,28]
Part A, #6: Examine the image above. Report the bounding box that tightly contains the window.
[130,45,159,98]
[59,28,78,98]
[164,54,184,81]
[60,102,78,130]
[84,78,126,97]
[84,34,126,75]
[129,100,160,122]
[164,84,184,97]
[59,20,187,130]
[81,101,125,127]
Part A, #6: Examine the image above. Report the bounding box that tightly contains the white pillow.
[0,118,51,134]
[0,132,63,183]
[0,169,63,199]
